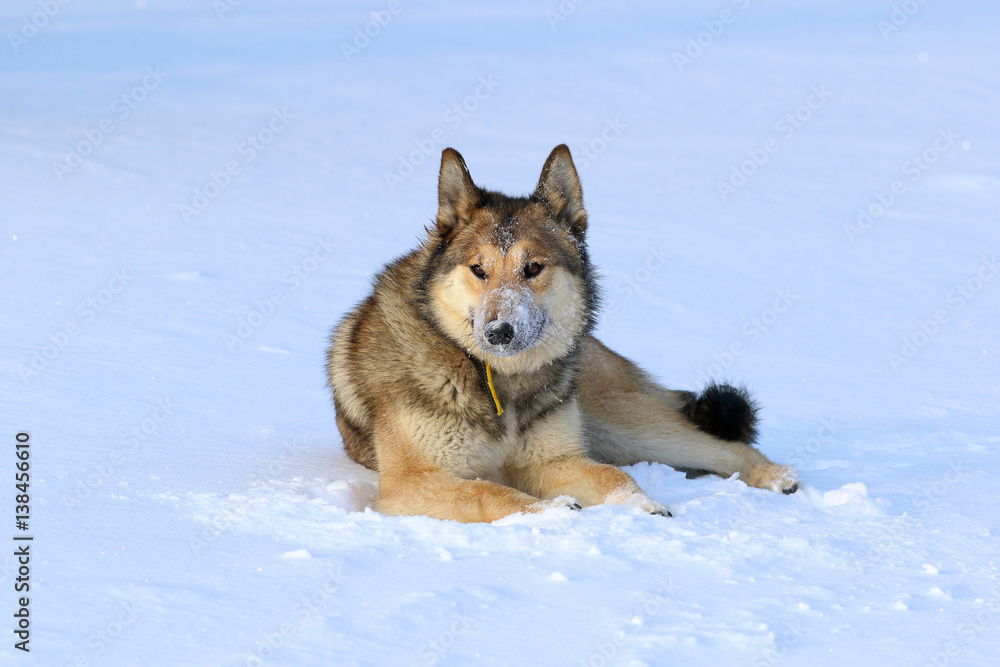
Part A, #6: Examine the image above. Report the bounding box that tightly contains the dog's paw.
[527,495,581,514]
[604,489,672,517]
[747,464,799,494]
[637,499,673,517]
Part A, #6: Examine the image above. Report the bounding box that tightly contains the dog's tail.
[681,381,759,445]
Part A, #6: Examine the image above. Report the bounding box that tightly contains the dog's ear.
[436,148,477,238]
[534,144,587,239]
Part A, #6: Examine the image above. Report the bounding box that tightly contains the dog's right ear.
[534,144,587,240]
[436,148,477,238]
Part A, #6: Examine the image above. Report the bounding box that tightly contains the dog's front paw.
[641,497,672,516]
[527,495,581,514]
[604,489,672,517]
[747,464,799,494]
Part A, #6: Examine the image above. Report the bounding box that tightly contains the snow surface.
[2,1,999,665]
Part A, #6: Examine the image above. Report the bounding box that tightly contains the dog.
[326,145,798,523]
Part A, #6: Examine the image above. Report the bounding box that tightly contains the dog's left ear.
[534,144,587,239]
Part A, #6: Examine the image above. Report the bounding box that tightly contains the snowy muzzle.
[472,286,546,357]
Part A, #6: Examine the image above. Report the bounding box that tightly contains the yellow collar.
[484,362,504,415]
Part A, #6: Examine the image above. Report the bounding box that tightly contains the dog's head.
[422,145,597,375]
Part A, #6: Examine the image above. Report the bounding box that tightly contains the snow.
[2,0,999,665]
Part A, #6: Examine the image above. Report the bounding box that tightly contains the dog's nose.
[485,321,515,346]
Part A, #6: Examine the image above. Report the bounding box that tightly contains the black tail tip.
[682,381,760,444]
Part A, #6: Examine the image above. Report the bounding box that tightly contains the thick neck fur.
[377,242,581,436]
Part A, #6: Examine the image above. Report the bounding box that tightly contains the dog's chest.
[420,354,574,480]
[463,405,521,482]
[465,367,573,473]
[493,362,574,428]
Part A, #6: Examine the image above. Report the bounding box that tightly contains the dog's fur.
[327,145,798,523]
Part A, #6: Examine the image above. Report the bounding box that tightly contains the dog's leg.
[372,412,568,523]
[378,468,555,523]
[578,337,798,494]
[504,400,670,515]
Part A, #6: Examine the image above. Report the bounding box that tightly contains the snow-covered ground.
[2,1,999,665]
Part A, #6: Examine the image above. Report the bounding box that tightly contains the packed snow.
[2,1,998,665]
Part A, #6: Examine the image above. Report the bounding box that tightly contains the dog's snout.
[485,321,515,346]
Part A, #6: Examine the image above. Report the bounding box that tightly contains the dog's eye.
[470,264,487,279]
[524,262,544,278]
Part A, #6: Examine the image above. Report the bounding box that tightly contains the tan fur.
[326,145,797,523]
[577,338,797,493]
[432,255,585,376]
